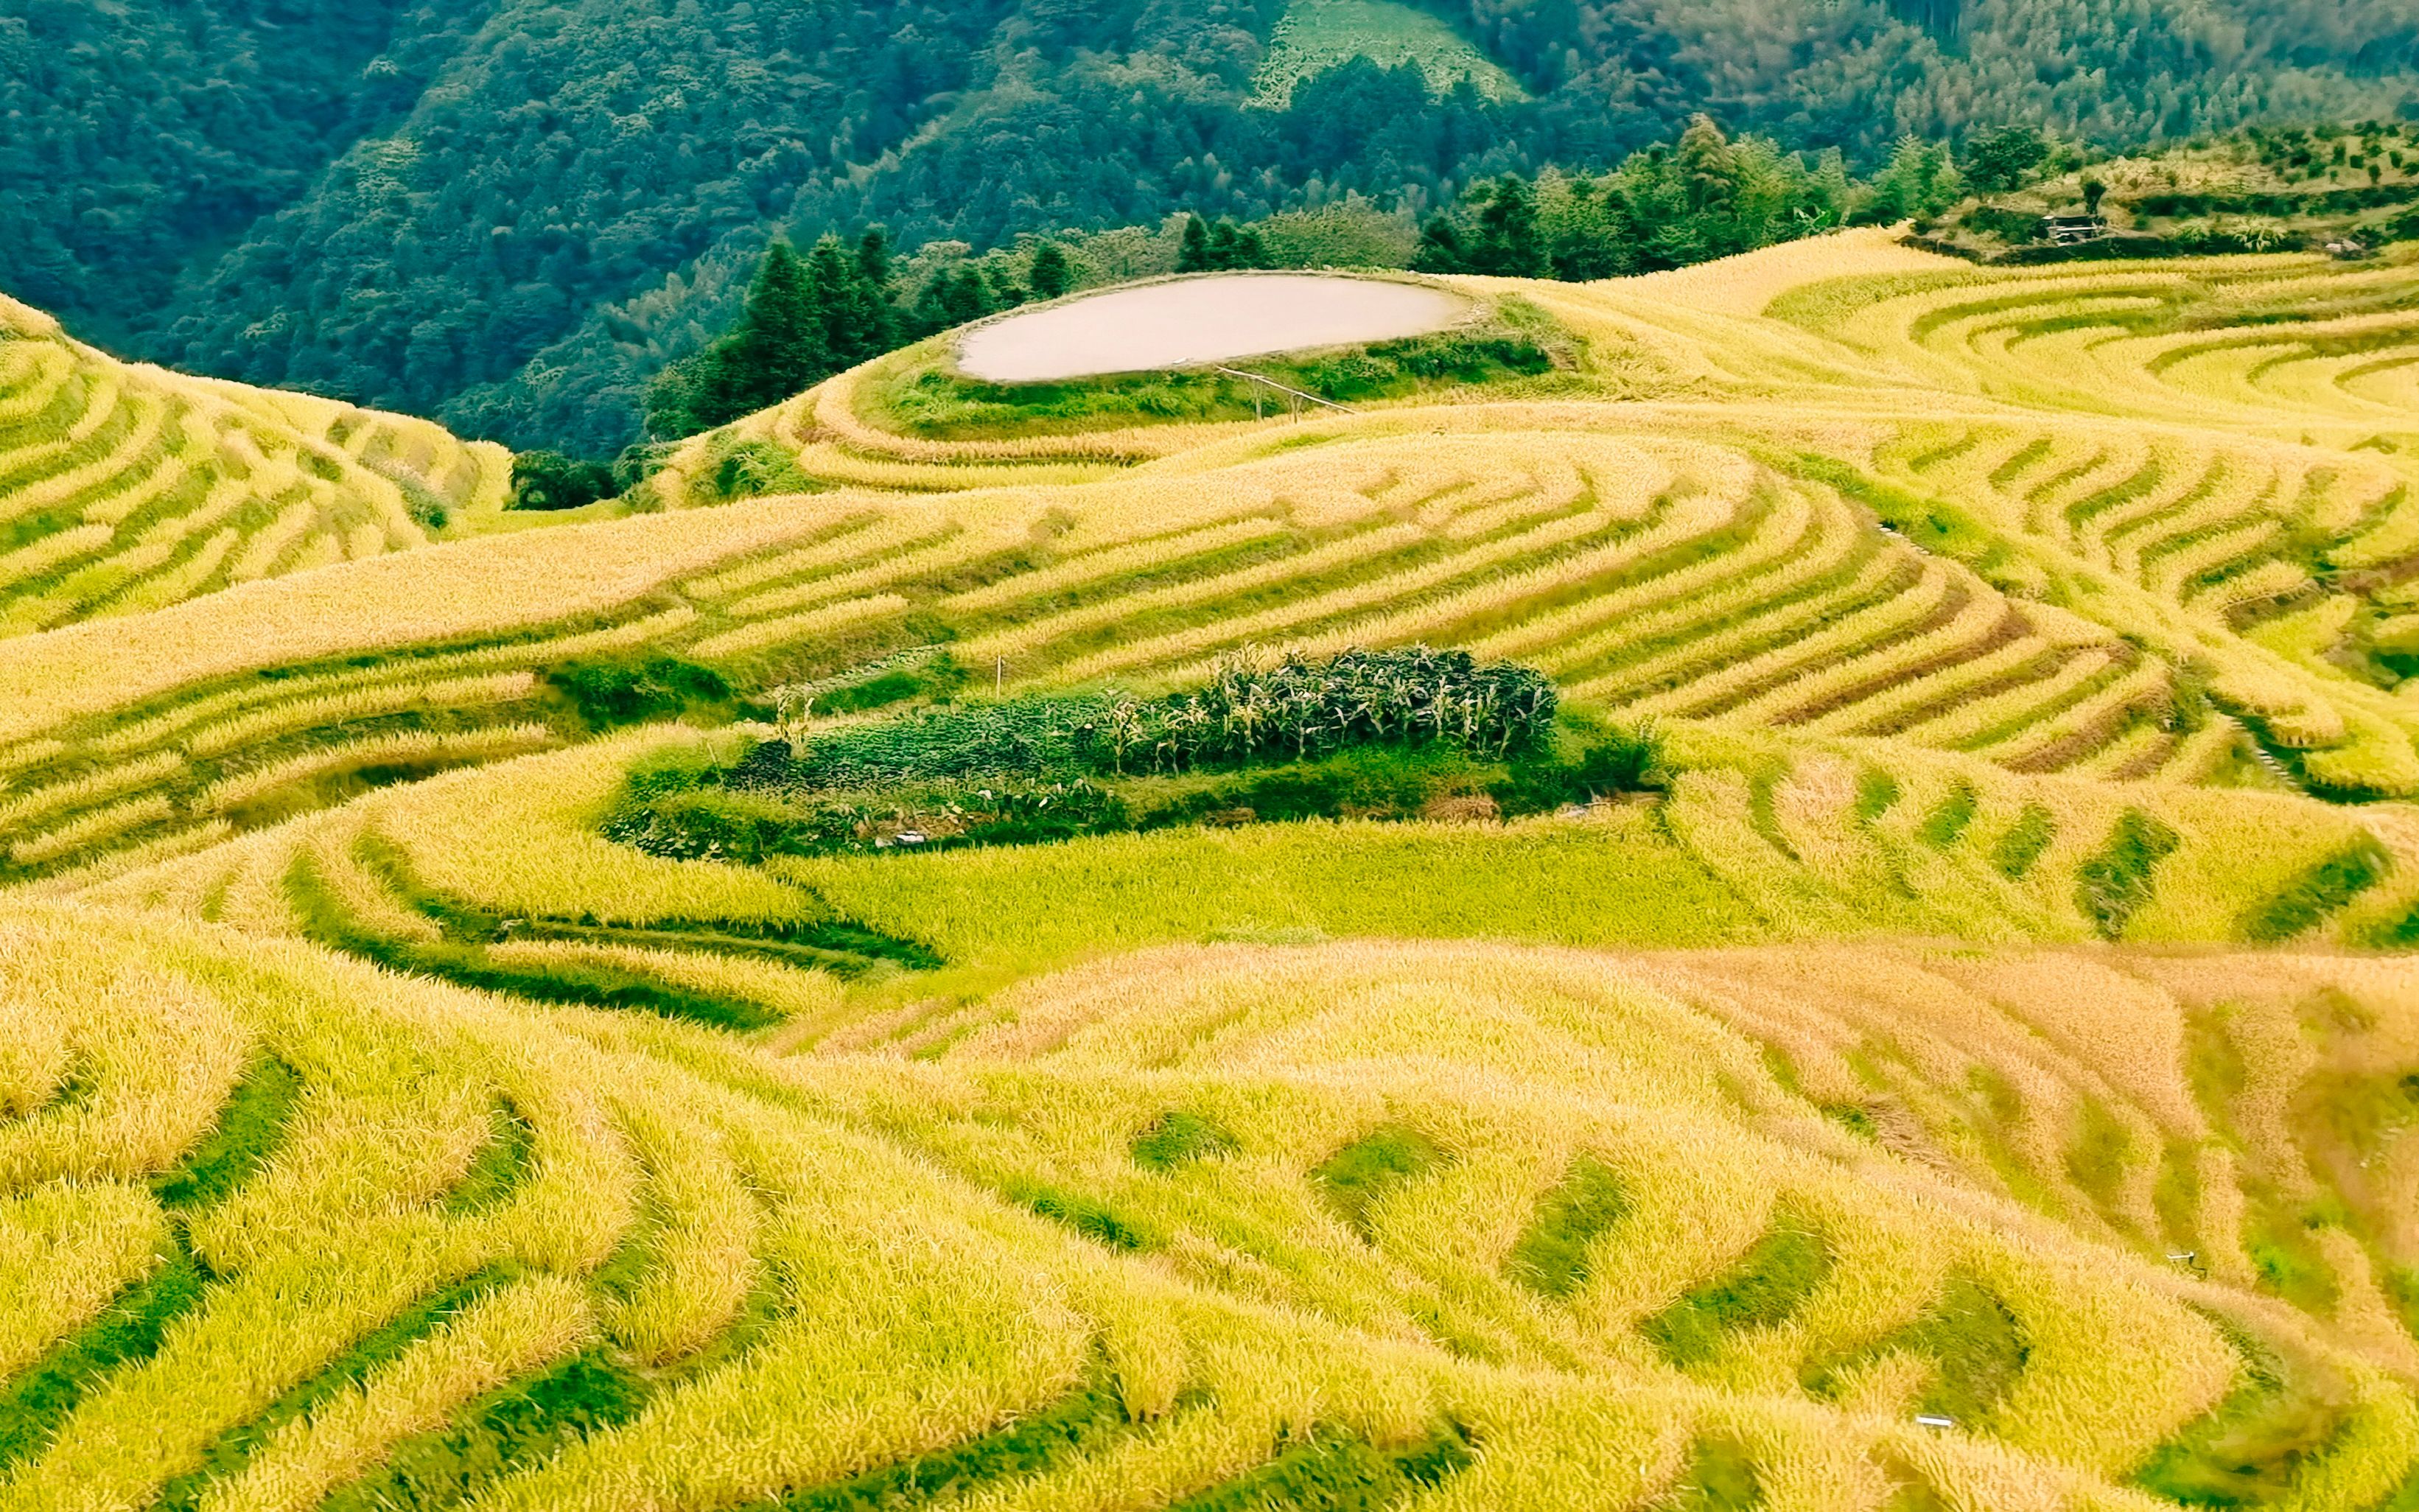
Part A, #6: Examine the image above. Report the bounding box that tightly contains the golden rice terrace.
[4,234,2419,1511]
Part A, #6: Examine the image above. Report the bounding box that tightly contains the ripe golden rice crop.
[7,234,2419,1508]
[0,889,2411,1510]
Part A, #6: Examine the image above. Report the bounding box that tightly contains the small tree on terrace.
[805,233,892,370]
[1466,175,1547,276]
[1963,125,2050,192]
[1028,242,1074,300]
[1177,213,1213,272]
[647,237,827,439]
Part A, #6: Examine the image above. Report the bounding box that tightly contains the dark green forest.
[7,0,2419,457]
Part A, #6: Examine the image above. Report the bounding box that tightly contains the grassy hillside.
[22,235,2419,872]
[0,293,508,636]
[3,877,2416,1509]
[7,231,2419,1507]
[1250,0,1525,107]
[1926,124,2419,261]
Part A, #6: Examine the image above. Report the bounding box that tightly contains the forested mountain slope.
[7,0,2418,457]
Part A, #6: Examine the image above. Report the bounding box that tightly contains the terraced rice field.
[10,232,2419,1508]
[3,882,2415,1511]
[0,294,508,635]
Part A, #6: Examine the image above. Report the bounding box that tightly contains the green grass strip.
[774,1380,1135,1510]
[1746,761,1799,862]
[321,1350,651,1512]
[1004,1180,1150,1251]
[2076,809,2181,940]
[153,1056,304,1211]
[1807,1275,2029,1424]
[2247,834,2392,942]
[1916,784,1978,850]
[0,1050,309,1471]
[1854,769,1901,824]
[2375,1462,2419,1512]
[1662,1435,1764,1510]
[0,1250,207,1473]
[1640,1221,1834,1368]
[1504,1154,1629,1299]
[1312,1124,1446,1242]
[153,1268,522,1511]
[1131,1110,1241,1172]
[444,1103,536,1217]
[2130,1315,2352,1508]
[1989,803,2056,879]
[1168,1425,1476,1512]
[282,850,797,1032]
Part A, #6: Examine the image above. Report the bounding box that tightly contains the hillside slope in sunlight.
[7,228,2419,1510]
[0,292,507,637]
[18,234,2419,876]
[2,894,2415,1512]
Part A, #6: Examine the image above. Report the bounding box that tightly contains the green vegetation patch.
[1663,1435,1764,1510]
[153,1055,303,1212]
[2244,1205,2342,1314]
[544,654,739,732]
[2392,1264,2419,1342]
[284,838,928,1032]
[1313,1123,1446,1240]
[1169,1424,1476,1511]
[1133,1110,1242,1171]
[609,650,1630,869]
[1794,456,2002,569]
[322,1351,651,1512]
[284,851,794,1029]
[1989,803,2057,878]
[1821,1102,1880,1140]
[1640,1219,1835,1368]
[1504,1153,1631,1299]
[156,1268,523,1511]
[443,1103,539,1217]
[1808,1275,2030,1424]
[2247,833,2391,942]
[1,1046,315,1470]
[1005,1180,1151,1251]
[767,1380,1138,1509]
[0,1250,208,1474]
[2064,1097,2135,1216]
[2076,809,2181,939]
[2130,1319,2353,1508]
[1917,785,1979,849]
[1854,768,1902,823]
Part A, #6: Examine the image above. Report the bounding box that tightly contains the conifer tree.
[1028,242,1074,299]
[1412,213,1467,273]
[734,237,827,393]
[650,237,826,438]
[1177,213,1211,272]
[1467,176,1547,276]
[856,226,892,287]
[805,233,890,370]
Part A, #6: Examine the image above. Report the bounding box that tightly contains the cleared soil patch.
[956,273,1471,382]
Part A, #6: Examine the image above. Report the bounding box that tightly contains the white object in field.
[1915,1414,1955,1429]
[956,273,1470,383]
